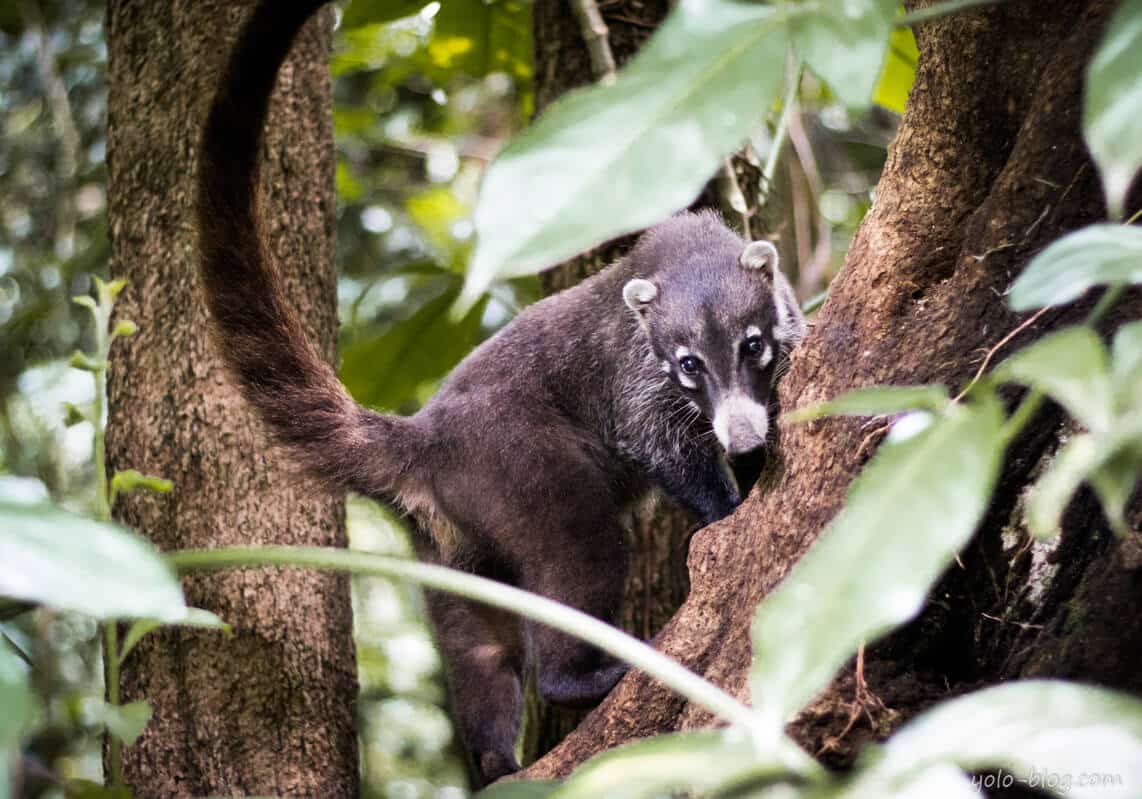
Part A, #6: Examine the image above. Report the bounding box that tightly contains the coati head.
[623,212,806,456]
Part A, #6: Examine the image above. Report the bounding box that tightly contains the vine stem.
[167,545,823,778]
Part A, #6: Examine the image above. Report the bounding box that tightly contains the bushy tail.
[197,0,417,495]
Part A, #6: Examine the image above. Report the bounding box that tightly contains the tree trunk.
[104,3,358,796]
[523,0,1141,778]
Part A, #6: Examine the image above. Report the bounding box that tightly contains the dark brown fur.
[198,1,801,786]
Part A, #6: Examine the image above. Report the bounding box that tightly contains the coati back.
[198,0,805,787]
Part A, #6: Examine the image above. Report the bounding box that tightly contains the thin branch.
[571,0,617,84]
[953,305,1052,402]
[761,55,801,208]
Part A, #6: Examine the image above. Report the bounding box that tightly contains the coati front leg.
[646,435,742,525]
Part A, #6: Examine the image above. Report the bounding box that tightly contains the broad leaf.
[870,680,1142,799]
[1009,224,1142,311]
[873,26,918,114]
[785,385,949,423]
[791,0,897,107]
[1083,0,1142,218]
[0,501,186,621]
[1027,418,1142,538]
[340,287,487,410]
[90,700,153,747]
[549,730,793,799]
[817,763,982,799]
[462,0,788,306]
[995,327,1114,433]
[1111,320,1142,413]
[476,783,561,799]
[751,395,1004,724]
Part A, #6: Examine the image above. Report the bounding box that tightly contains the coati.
[197,0,806,786]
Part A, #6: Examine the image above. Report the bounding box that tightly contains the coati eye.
[679,356,702,376]
[745,336,764,357]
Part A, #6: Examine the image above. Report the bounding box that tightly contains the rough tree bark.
[523,0,1142,778]
[523,0,777,761]
[104,3,358,796]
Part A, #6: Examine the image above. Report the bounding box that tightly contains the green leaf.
[785,385,949,423]
[109,469,174,504]
[462,0,788,306]
[1027,418,1142,539]
[1111,320,1142,413]
[341,0,429,28]
[791,0,897,107]
[1089,446,1142,537]
[429,0,532,81]
[340,287,486,411]
[1009,224,1142,311]
[995,326,1114,433]
[1083,0,1142,218]
[751,395,1005,724]
[548,730,793,799]
[119,608,230,666]
[69,350,105,372]
[0,638,31,749]
[98,700,153,747]
[64,779,133,799]
[476,782,561,799]
[872,25,918,114]
[869,680,1142,799]
[112,319,138,338]
[815,764,983,799]
[0,501,186,621]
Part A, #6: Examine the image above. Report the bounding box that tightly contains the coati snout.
[196,0,807,787]
[623,220,805,457]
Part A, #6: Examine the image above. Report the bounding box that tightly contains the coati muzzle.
[713,393,770,455]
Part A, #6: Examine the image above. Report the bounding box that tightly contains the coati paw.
[539,660,629,709]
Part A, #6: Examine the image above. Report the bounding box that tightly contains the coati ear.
[622,278,658,312]
[740,240,779,276]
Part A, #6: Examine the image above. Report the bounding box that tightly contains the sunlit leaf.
[1084,0,1142,218]
[0,501,186,621]
[751,395,1004,724]
[791,0,897,107]
[1089,446,1142,537]
[340,287,487,410]
[873,26,918,113]
[96,700,152,747]
[869,680,1142,799]
[785,385,949,423]
[476,784,561,799]
[463,0,788,306]
[548,730,793,799]
[815,763,982,799]
[1008,224,1142,311]
[430,0,532,80]
[995,326,1114,433]
[1027,417,1142,539]
[1111,320,1142,413]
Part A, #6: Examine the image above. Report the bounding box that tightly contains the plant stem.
[761,54,801,208]
[896,0,1005,27]
[167,545,821,778]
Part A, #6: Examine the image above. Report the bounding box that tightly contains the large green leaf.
[476,783,561,799]
[785,384,949,423]
[1083,0,1142,218]
[1008,224,1142,311]
[868,680,1142,799]
[995,326,1114,433]
[462,0,788,306]
[791,0,897,107]
[813,764,983,799]
[751,395,1004,724]
[340,286,487,410]
[0,501,186,621]
[548,730,794,799]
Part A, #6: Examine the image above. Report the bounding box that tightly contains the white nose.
[713,395,769,455]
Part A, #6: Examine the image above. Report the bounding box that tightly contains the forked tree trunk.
[104,3,358,796]
[524,0,1142,778]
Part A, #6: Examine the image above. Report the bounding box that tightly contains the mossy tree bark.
[104,3,358,796]
[523,0,1142,778]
